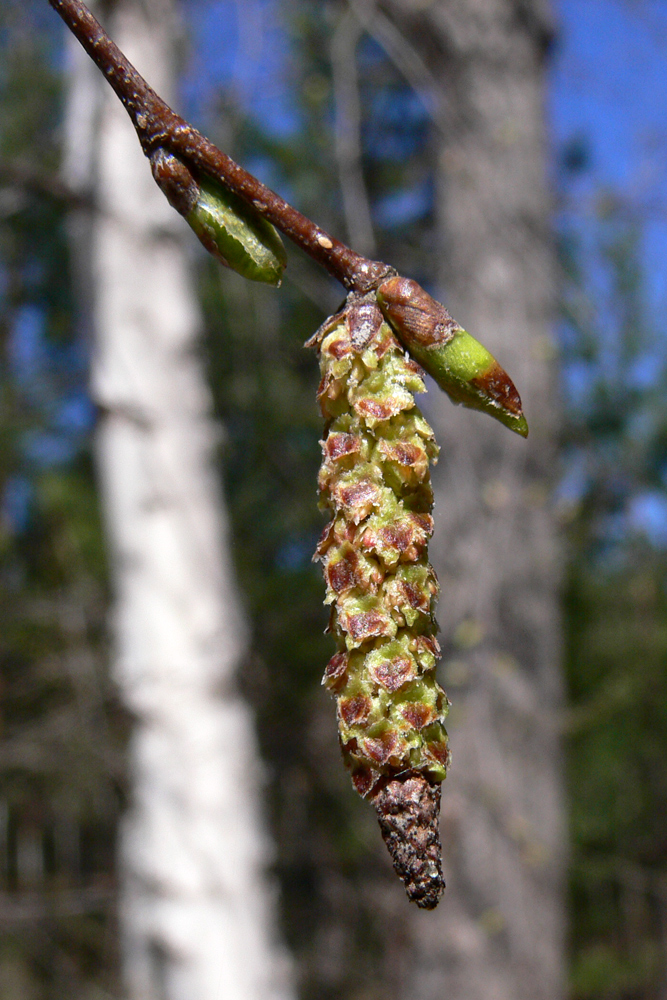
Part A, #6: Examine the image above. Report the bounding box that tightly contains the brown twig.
[47,0,394,293]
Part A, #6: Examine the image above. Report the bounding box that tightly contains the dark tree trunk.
[384,2,567,998]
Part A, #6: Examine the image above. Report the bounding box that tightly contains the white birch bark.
[63,3,292,998]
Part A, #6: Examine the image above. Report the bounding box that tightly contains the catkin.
[309,293,450,907]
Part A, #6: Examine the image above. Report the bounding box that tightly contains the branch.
[47,0,528,434]
[0,886,114,924]
[348,0,447,133]
[47,0,528,438]
[47,0,394,293]
[331,8,377,256]
[0,158,92,208]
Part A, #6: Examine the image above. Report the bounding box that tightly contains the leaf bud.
[150,148,287,285]
[376,276,528,437]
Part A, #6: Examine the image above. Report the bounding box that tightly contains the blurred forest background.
[2,0,667,998]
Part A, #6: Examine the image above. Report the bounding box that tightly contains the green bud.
[376,277,528,437]
[150,148,287,285]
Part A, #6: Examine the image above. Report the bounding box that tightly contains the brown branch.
[0,886,114,925]
[47,0,394,293]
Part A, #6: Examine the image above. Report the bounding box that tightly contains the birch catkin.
[309,294,450,908]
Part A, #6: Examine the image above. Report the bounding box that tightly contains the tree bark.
[63,2,293,998]
[384,2,566,998]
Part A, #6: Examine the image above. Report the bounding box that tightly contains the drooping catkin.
[308,293,450,908]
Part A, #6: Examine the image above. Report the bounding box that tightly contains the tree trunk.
[385,2,567,998]
[63,3,292,998]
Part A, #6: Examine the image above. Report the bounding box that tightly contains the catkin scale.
[309,295,450,907]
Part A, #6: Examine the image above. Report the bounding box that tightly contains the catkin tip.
[371,772,445,908]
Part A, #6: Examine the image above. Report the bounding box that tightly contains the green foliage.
[561,206,667,999]
[0,5,123,996]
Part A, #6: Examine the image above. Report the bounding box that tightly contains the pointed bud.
[150,148,287,285]
[376,277,528,437]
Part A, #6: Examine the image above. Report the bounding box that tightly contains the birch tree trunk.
[63,3,292,998]
[383,2,567,998]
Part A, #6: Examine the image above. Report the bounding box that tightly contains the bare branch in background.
[348,0,447,133]
[331,7,377,256]
[0,887,114,926]
[0,159,92,208]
